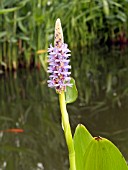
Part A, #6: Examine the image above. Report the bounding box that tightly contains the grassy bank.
[0,0,128,70]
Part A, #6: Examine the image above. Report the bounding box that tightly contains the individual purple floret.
[47,43,72,93]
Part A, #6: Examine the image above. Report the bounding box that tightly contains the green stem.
[59,91,76,170]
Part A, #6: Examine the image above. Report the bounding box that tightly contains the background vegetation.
[0,0,128,70]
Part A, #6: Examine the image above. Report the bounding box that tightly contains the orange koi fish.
[1,128,24,133]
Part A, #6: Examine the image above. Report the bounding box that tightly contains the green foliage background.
[0,0,128,69]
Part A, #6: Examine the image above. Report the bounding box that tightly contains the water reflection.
[0,70,68,170]
[0,46,128,169]
[71,45,128,160]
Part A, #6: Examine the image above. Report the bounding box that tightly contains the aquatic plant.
[47,18,128,170]
[48,18,76,170]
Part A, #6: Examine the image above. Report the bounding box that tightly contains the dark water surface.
[0,46,128,170]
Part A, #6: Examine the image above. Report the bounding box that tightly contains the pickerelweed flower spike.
[47,18,72,93]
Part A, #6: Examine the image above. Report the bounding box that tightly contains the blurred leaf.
[84,137,128,170]
[18,34,30,41]
[2,0,19,7]
[0,31,7,38]
[116,11,127,22]
[74,124,93,170]
[37,50,47,54]
[110,1,122,8]
[0,7,20,14]
[65,77,78,104]
[0,0,30,14]
[5,12,31,23]
[102,0,109,16]
[18,0,30,7]
[39,54,47,72]
[0,116,13,121]
[106,73,112,93]
[18,21,28,33]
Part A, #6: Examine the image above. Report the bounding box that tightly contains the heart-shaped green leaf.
[84,137,128,170]
[65,77,78,104]
[73,124,93,170]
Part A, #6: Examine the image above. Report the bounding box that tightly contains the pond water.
[0,46,128,170]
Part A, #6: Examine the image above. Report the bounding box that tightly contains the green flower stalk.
[47,18,76,170]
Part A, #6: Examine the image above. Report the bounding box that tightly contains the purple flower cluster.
[47,43,72,93]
